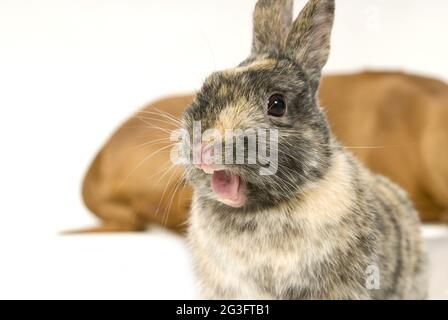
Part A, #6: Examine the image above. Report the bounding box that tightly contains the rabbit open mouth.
[210,170,247,208]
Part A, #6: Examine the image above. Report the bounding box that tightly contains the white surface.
[0,0,447,299]
[0,229,197,300]
[0,227,447,300]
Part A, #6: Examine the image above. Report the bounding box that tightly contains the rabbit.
[183,0,428,299]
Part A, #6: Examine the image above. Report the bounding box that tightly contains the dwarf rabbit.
[183,0,427,299]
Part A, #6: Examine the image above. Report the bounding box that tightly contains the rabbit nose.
[194,144,216,173]
[201,145,214,166]
[193,144,213,165]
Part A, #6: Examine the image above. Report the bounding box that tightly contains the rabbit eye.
[267,94,286,117]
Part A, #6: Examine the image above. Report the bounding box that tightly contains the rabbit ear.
[285,0,335,86]
[252,0,294,55]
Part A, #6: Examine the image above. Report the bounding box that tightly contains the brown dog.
[78,71,448,234]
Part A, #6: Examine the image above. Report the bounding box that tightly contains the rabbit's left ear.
[252,0,294,55]
[285,0,335,86]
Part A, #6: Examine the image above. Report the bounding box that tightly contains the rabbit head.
[182,0,336,211]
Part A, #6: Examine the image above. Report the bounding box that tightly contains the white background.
[0,0,447,299]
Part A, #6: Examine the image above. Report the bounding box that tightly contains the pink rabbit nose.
[194,144,216,174]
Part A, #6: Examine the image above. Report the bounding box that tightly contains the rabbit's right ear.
[285,0,335,88]
[251,0,294,55]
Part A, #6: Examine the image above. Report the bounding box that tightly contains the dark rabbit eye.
[267,94,286,117]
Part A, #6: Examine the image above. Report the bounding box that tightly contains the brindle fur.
[184,0,427,299]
